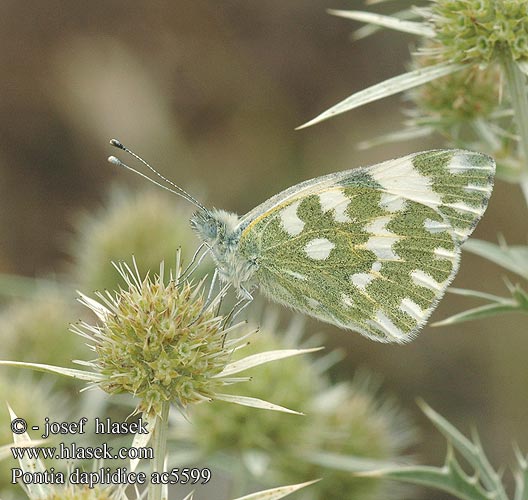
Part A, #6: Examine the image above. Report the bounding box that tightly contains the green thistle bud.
[0,289,83,373]
[74,260,239,416]
[410,59,501,125]
[430,0,528,64]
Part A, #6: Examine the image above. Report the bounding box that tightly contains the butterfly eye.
[190,211,217,243]
[207,222,218,239]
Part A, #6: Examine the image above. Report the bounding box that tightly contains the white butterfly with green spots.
[109,143,495,343]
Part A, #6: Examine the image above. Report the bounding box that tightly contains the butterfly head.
[107,139,257,294]
[190,208,239,247]
[190,208,257,293]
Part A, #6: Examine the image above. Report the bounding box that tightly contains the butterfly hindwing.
[238,150,495,342]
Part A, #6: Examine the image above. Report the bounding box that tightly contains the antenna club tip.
[108,155,121,165]
[109,138,124,149]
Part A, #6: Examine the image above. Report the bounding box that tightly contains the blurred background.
[0,1,526,499]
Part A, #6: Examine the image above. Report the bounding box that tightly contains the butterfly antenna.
[108,139,207,212]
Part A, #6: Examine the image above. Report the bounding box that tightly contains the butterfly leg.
[230,297,253,325]
[221,294,254,347]
[204,268,219,308]
[181,242,205,278]
[240,285,254,301]
[181,242,212,281]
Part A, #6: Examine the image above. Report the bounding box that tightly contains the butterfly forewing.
[238,150,494,342]
[367,150,495,243]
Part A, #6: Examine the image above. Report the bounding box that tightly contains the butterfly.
[109,141,495,343]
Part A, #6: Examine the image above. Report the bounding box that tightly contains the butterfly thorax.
[190,208,257,295]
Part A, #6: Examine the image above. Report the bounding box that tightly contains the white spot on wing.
[424,218,452,234]
[307,298,320,308]
[305,238,335,260]
[341,293,354,308]
[365,237,400,260]
[380,192,406,212]
[365,217,391,234]
[280,200,304,236]
[411,269,444,292]
[446,201,483,216]
[371,261,382,273]
[364,216,401,260]
[319,189,352,223]
[464,184,493,194]
[369,157,443,208]
[434,247,457,262]
[285,270,307,281]
[369,311,405,340]
[351,273,374,291]
[446,154,495,173]
[351,261,382,291]
[399,298,426,321]
[453,228,470,240]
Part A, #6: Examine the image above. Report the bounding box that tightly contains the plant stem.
[148,402,170,500]
[503,56,528,206]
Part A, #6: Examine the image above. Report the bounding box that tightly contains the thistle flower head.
[410,59,501,125]
[74,259,240,416]
[0,289,83,371]
[430,0,528,64]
